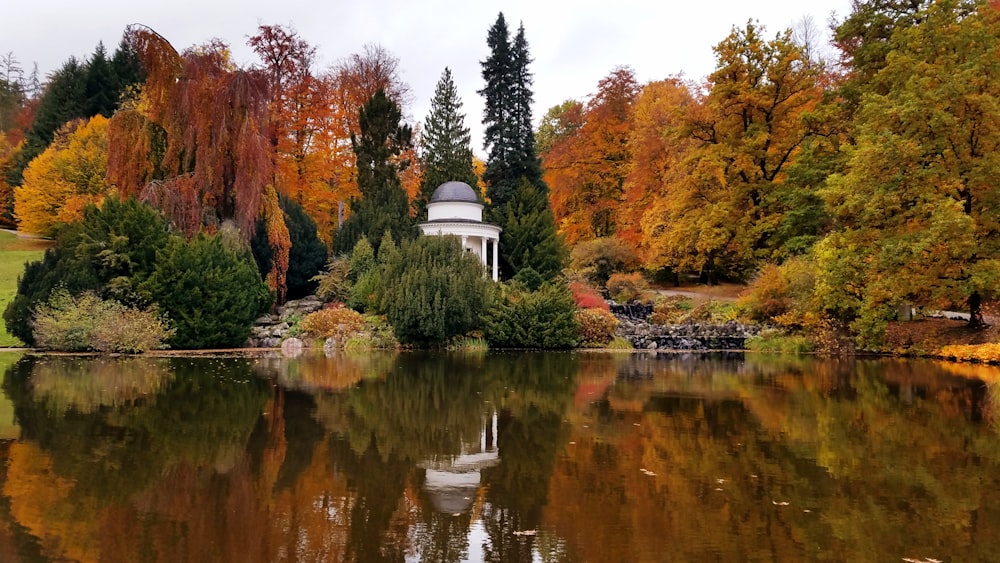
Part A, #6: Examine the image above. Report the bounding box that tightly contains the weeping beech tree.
[107,25,291,300]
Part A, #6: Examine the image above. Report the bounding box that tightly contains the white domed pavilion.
[418,181,502,281]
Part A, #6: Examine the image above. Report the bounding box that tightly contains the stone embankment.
[610,303,761,351]
[246,296,324,348]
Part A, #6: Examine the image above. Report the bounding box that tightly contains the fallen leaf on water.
[771,500,790,506]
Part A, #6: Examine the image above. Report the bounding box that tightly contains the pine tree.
[333,88,415,254]
[480,13,516,207]
[501,178,566,279]
[479,13,564,278]
[85,43,116,117]
[416,67,478,216]
[510,24,543,191]
[110,37,143,104]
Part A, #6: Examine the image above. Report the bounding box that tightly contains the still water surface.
[0,351,997,562]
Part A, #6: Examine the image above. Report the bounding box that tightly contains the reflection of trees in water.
[547,353,1000,561]
[0,352,583,561]
[24,356,175,414]
[3,357,267,560]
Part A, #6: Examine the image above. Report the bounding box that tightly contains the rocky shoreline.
[611,303,761,351]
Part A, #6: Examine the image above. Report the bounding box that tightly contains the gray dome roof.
[430,181,479,203]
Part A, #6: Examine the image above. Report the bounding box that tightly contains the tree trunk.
[968,291,988,329]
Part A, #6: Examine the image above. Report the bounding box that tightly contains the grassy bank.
[0,231,50,346]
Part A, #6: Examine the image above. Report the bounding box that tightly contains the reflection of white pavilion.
[418,181,502,281]
[419,413,500,514]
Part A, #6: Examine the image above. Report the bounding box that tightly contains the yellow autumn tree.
[642,22,823,283]
[15,115,113,236]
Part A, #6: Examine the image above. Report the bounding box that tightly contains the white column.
[481,237,487,269]
[491,237,499,281]
[461,235,468,250]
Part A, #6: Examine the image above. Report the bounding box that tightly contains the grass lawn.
[0,231,50,347]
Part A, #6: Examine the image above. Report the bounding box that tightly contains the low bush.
[650,295,694,325]
[300,306,366,340]
[739,258,817,325]
[446,336,489,353]
[313,255,351,303]
[575,308,619,347]
[606,272,648,303]
[605,336,634,351]
[484,282,579,349]
[745,331,815,354]
[343,315,399,351]
[33,288,172,353]
[569,281,609,310]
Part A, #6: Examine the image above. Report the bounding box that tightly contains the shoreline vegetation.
[0,226,997,365]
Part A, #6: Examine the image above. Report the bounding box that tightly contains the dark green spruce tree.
[479,13,564,279]
[416,67,478,216]
[84,42,117,118]
[334,88,415,255]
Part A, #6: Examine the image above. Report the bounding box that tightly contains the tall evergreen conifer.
[334,88,414,254]
[417,67,478,216]
[85,43,116,118]
[480,13,564,278]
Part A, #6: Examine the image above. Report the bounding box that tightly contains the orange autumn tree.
[544,67,640,246]
[249,24,343,245]
[619,78,697,257]
[107,25,291,299]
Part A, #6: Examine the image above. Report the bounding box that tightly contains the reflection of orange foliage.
[4,443,100,562]
[935,359,1000,383]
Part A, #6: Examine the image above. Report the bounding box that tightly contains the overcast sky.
[5,0,851,152]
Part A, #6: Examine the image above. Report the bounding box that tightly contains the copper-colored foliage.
[108,25,274,238]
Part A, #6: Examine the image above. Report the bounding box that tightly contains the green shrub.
[344,315,399,351]
[282,196,328,299]
[349,236,376,281]
[745,332,815,354]
[605,336,634,351]
[484,281,579,349]
[4,198,171,345]
[575,308,619,347]
[513,266,544,291]
[300,306,366,340]
[446,336,489,353]
[32,288,172,352]
[377,236,492,346]
[142,234,272,349]
[606,272,648,303]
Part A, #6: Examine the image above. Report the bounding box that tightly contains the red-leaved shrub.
[570,281,609,310]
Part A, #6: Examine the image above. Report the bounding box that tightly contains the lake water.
[0,351,998,562]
